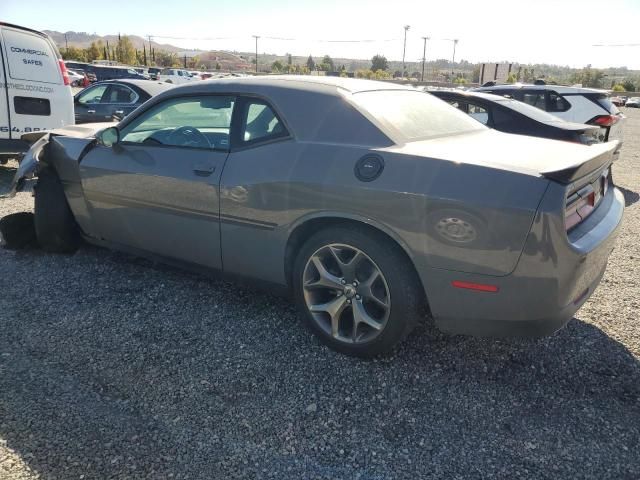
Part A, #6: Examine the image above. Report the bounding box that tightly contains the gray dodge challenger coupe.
[4,76,624,356]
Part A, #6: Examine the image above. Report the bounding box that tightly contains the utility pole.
[421,36,429,82]
[451,39,458,77]
[64,33,68,54]
[253,35,260,74]
[402,25,410,78]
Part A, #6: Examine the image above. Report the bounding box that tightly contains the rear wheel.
[34,168,81,253]
[293,226,423,357]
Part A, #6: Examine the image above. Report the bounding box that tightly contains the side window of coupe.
[241,101,287,144]
[119,95,235,151]
[77,84,108,104]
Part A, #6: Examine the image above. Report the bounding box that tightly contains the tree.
[506,72,517,84]
[622,80,636,92]
[215,62,221,71]
[156,51,179,67]
[272,60,284,73]
[612,84,626,92]
[306,55,315,71]
[117,35,136,65]
[86,41,103,62]
[61,46,86,61]
[319,55,335,72]
[569,66,606,88]
[371,54,388,72]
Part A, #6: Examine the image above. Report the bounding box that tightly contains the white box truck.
[0,22,74,162]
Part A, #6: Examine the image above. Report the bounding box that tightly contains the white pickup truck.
[157,68,196,85]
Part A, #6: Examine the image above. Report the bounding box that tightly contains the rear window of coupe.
[353,90,485,141]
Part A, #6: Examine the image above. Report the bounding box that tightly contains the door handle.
[87,109,96,114]
[193,161,216,176]
[114,110,124,114]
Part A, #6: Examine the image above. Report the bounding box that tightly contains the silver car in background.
[5,77,624,356]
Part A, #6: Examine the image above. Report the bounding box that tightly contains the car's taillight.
[588,114,619,127]
[58,59,70,86]
[565,170,609,231]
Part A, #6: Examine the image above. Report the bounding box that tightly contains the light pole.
[421,36,429,82]
[253,35,260,74]
[451,39,458,77]
[402,25,410,78]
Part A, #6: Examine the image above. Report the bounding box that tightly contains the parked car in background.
[0,22,74,162]
[625,97,640,108]
[158,68,194,84]
[148,67,161,80]
[7,77,624,356]
[133,67,149,78]
[66,69,85,87]
[73,79,173,123]
[431,90,601,145]
[472,83,624,147]
[65,62,97,83]
[610,96,626,107]
[82,65,148,82]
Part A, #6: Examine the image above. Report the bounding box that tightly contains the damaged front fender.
[0,133,50,198]
[1,122,112,198]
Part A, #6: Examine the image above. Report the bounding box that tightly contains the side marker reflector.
[452,281,499,293]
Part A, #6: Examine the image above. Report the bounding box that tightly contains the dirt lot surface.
[1,110,639,479]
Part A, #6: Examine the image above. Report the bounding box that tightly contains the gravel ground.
[0,111,639,480]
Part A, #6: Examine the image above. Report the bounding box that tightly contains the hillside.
[44,30,182,53]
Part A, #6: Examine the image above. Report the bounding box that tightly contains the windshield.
[353,90,485,141]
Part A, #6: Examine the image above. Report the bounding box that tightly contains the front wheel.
[34,168,81,253]
[293,226,423,357]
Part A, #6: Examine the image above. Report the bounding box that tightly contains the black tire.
[34,168,81,253]
[293,225,423,357]
[0,212,37,249]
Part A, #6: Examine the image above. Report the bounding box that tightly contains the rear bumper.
[422,185,624,337]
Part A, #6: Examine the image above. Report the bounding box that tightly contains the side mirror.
[96,126,120,147]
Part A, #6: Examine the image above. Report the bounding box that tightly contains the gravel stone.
[0,111,639,479]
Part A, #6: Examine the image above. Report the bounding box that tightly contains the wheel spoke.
[360,271,389,309]
[304,255,344,291]
[353,300,383,331]
[309,295,348,338]
[330,247,364,280]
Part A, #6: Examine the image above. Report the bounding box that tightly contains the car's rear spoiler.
[540,140,619,184]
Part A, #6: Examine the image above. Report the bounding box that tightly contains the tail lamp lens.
[58,59,70,86]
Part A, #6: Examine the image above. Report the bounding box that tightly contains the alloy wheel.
[302,243,390,344]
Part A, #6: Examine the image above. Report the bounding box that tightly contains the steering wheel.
[167,126,211,149]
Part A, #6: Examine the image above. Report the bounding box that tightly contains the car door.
[79,94,235,269]
[99,83,141,121]
[219,96,293,282]
[74,83,109,123]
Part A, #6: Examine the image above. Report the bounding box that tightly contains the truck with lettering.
[0,22,74,162]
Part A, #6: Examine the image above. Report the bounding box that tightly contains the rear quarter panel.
[220,139,549,285]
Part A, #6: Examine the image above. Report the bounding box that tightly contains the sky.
[4,0,640,69]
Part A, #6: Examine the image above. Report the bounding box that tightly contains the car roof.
[0,22,48,38]
[432,89,597,130]
[96,79,173,96]
[473,83,607,95]
[169,75,414,96]
[432,90,507,102]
